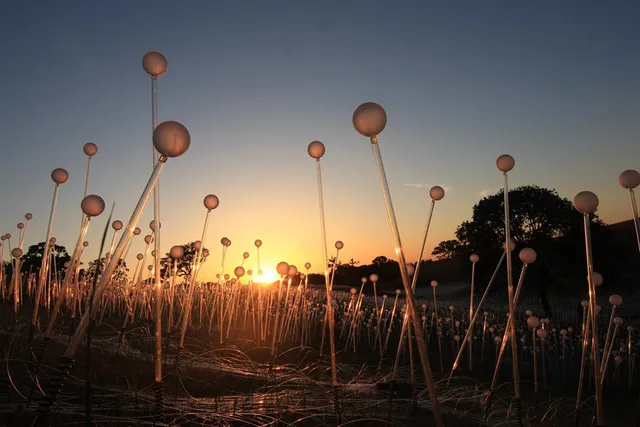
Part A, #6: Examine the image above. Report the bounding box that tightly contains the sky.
[0,1,639,282]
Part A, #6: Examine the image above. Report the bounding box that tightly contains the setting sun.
[256,267,278,284]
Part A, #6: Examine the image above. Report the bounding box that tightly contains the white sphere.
[234,266,245,278]
[51,168,69,184]
[81,195,105,217]
[369,273,378,282]
[112,220,123,231]
[609,294,623,306]
[304,262,311,270]
[406,264,415,276]
[142,51,168,77]
[469,254,479,263]
[614,317,624,326]
[430,280,438,288]
[335,240,344,250]
[153,120,190,158]
[288,265,298,277]
[352,102,387,137]
[618,169,640,190]
[519,248,537,264]
[255,239,263,248]
[592,272,603,287]
[83,142,98,156]
[170,246,184,260]
[573,191,599,214]
[429,185,445,201]
[204,194,220,210]
[307,141,326,159]
[11,248,22,258]
[496,154,515,173]
[527,316,540,328]
[276,261,290,276]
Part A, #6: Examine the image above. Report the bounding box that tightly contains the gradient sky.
[1,1,639,282]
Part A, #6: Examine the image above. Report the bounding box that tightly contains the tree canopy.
[20,241,71,276]
[160,241,209,278]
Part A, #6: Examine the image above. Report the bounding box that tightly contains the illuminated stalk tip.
[352,102,443,427]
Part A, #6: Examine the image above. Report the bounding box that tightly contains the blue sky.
[0,1,638,280]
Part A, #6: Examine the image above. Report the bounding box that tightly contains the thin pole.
[369,138,443,427]
[151,75,163,384]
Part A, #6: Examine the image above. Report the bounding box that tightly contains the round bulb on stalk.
[352,102,387,137]
[25,213,33,220]
[234,266,245,278]
[519,248,537,264]
[496,154,515,173]
[470,254,479,263]
[254,239,262,247]
[51,168,69,184]
[429,185,445,201]
[204,194,220,210]
[619,169,640,189]
[573,191,599,214]
[369,274,378,282]
[276,262,289,276]
[335,240,344,250]
[153,121,191,158]
[288,265,298,277]
[142,51,168,77]
[609,294,622,306]
[83,142,98,157]
[304,262,311,270]
[308,140,326,159]
[81,195,106,217]
[112,220,123,230]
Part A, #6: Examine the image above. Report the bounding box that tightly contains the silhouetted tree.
[160,241,209,278]
[19,241,71,277]
[432,240,462,260]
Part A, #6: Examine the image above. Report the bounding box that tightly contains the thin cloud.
[403,183,454,193]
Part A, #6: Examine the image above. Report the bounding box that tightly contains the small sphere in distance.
[469,254,479,263]
[142,51,168,77]
[204,194,220,210]
[112,220,123,231]
[234,266,245,278]
[134,227,142,236]
[137,253,144,261]
[592,272,603,287]
[11,247,22,258]
[429,185,445,201]
[618,169,640,190]
[519,247,537,264]
[83,241,89,247]
[81,195,106,217]
[304,262,311,270]
[496,154,515,173]
[83,142,98,156]
[194,240,202,250]
[153,121,190,158]
[288,265,298,276]
[609,294,623,306]
[369,273,378,282]
[335,240,344,250]
[573,191,599,214]
[406,263,415,276]
[255,239,262,247]
[17,223,24,230]
[25,213,33,220]
[243,252,250,259]
[51,168,69,184]
[170,245,184,259]
[430,280,438,288]
[144,235,153,244]
[352,102,387,137]
[149,220,161,231]
[361,277,367,283]
[307,141,326,159]
[276,262,290,276]
[527,316,540,328]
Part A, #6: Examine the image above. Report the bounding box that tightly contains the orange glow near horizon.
[256,267,278,284]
